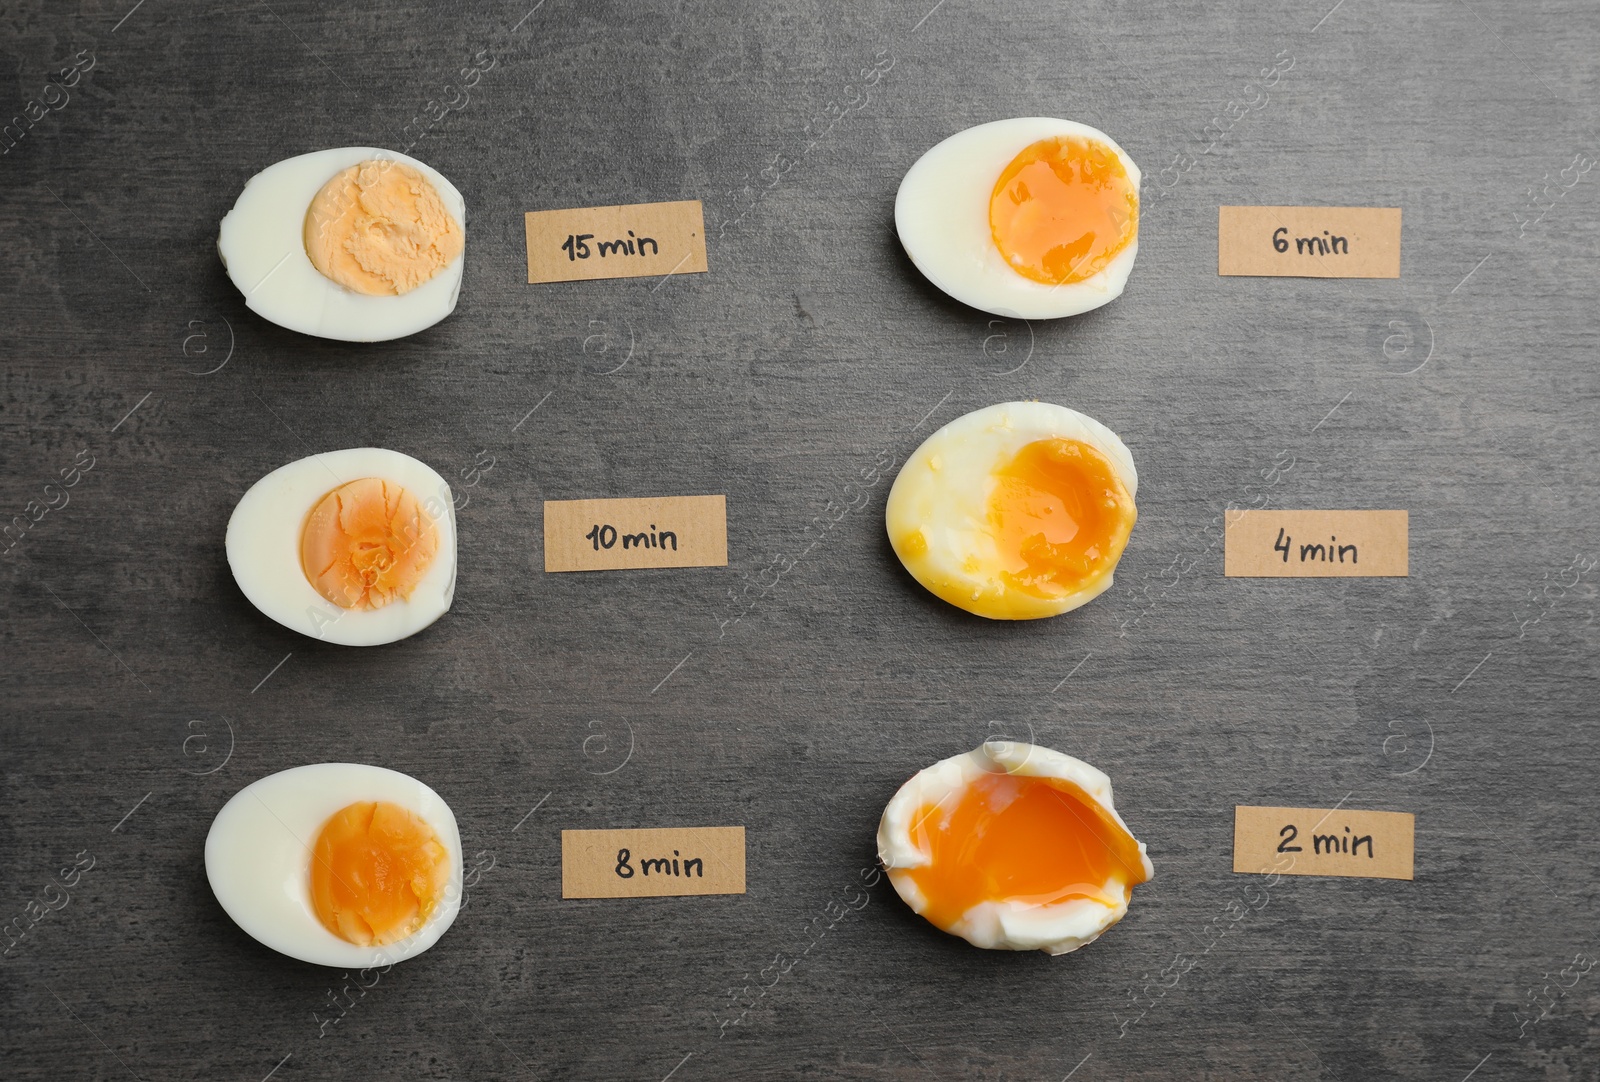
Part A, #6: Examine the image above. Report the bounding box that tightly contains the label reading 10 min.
[584,522,677,552]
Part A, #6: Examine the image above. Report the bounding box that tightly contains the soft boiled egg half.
[226,448,457,646]
[877,741,1152,955]
[218,147,466,341]
[885,401,1137,620]
[206,763,463,967]
[895,118,1140,318]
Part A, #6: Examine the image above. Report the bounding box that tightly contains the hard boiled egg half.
[896,118,1140,319]
[227,448,457,646]
[218,147,466,341]
[877,741,1152,955]
[885,401,1137,620]
[206,763,463,967]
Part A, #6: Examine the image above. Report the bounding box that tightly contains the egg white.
[877,741,1153,956]
[205,763,464,969]
[217,147,466,342]
[895,118,1141,319]
[226,448,457,647]
[885,401,1137,620]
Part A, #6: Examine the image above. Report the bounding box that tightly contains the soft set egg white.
[878,741,1153,956]
[205,763,463,968]
[218,147,466,342]
[226,448,457,647]
[895,118,1141,319]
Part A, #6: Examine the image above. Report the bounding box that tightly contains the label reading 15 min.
[525,199,709,284]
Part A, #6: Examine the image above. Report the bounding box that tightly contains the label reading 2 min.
[543,495,727,572]
[1233,806,1414,880]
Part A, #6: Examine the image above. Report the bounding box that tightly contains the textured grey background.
[2,0,1598,1079]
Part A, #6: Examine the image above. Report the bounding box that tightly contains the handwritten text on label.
[525,200,708,284]
[562,827,745,898]
[1225,509,1407,577]
[1234,806,1414,880]
[1219,206,1401,278]
[544,495,727,572]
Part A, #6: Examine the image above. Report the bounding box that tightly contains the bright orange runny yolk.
[310,801,450,947]
[989,136,1138,286]
[904,772,1149,932]
[301,477,438,610]
[988,438,1136,600]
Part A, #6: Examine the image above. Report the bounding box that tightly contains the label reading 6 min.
[543,495,727,572]
[1218,206,1401,278]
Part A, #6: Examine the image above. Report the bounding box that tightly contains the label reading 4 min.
[1225,509,1407,578]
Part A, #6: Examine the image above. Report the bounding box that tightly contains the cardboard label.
[1234,806,1414,881]
[562,827,745,898]
[543,495,727,572]
[1218,206,1401,278]
[524,199,708,283]
[1225,510,1407,577]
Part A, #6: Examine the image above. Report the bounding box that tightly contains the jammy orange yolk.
[988,438,1136,600]
[904,772,1149,931]
[310,801,450,947]
[301,477,439,610]
[989,136,1138,286]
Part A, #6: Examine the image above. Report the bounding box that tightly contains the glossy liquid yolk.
[988,438,1136,601]
[904,773,1149,932]
[301,477,438,610]
[310,801,450,947]
[989,136,1138,286]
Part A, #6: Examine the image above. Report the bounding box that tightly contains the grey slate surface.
[3,0,1598,1078]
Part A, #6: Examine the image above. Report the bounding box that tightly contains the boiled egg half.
[226,448,457,646]
[896,118,1140,318]
[206,763,463,967]
[877,741,1152,955]
[885,401,1137,620]
[218,147,465,341]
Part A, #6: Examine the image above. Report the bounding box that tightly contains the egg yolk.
[904,772,1149,931]
[301,477,439,610]
[310,801,450,947]
[989,136,1138,286]
[304,160,464,296]
[989,438,1136,601]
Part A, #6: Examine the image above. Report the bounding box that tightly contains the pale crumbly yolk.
[301,477,439,610]
[988,437,1136,602]
[989,136,1138,286]
[303,160,464,296]
[904,772,1149,932]
[310,801,450,947]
